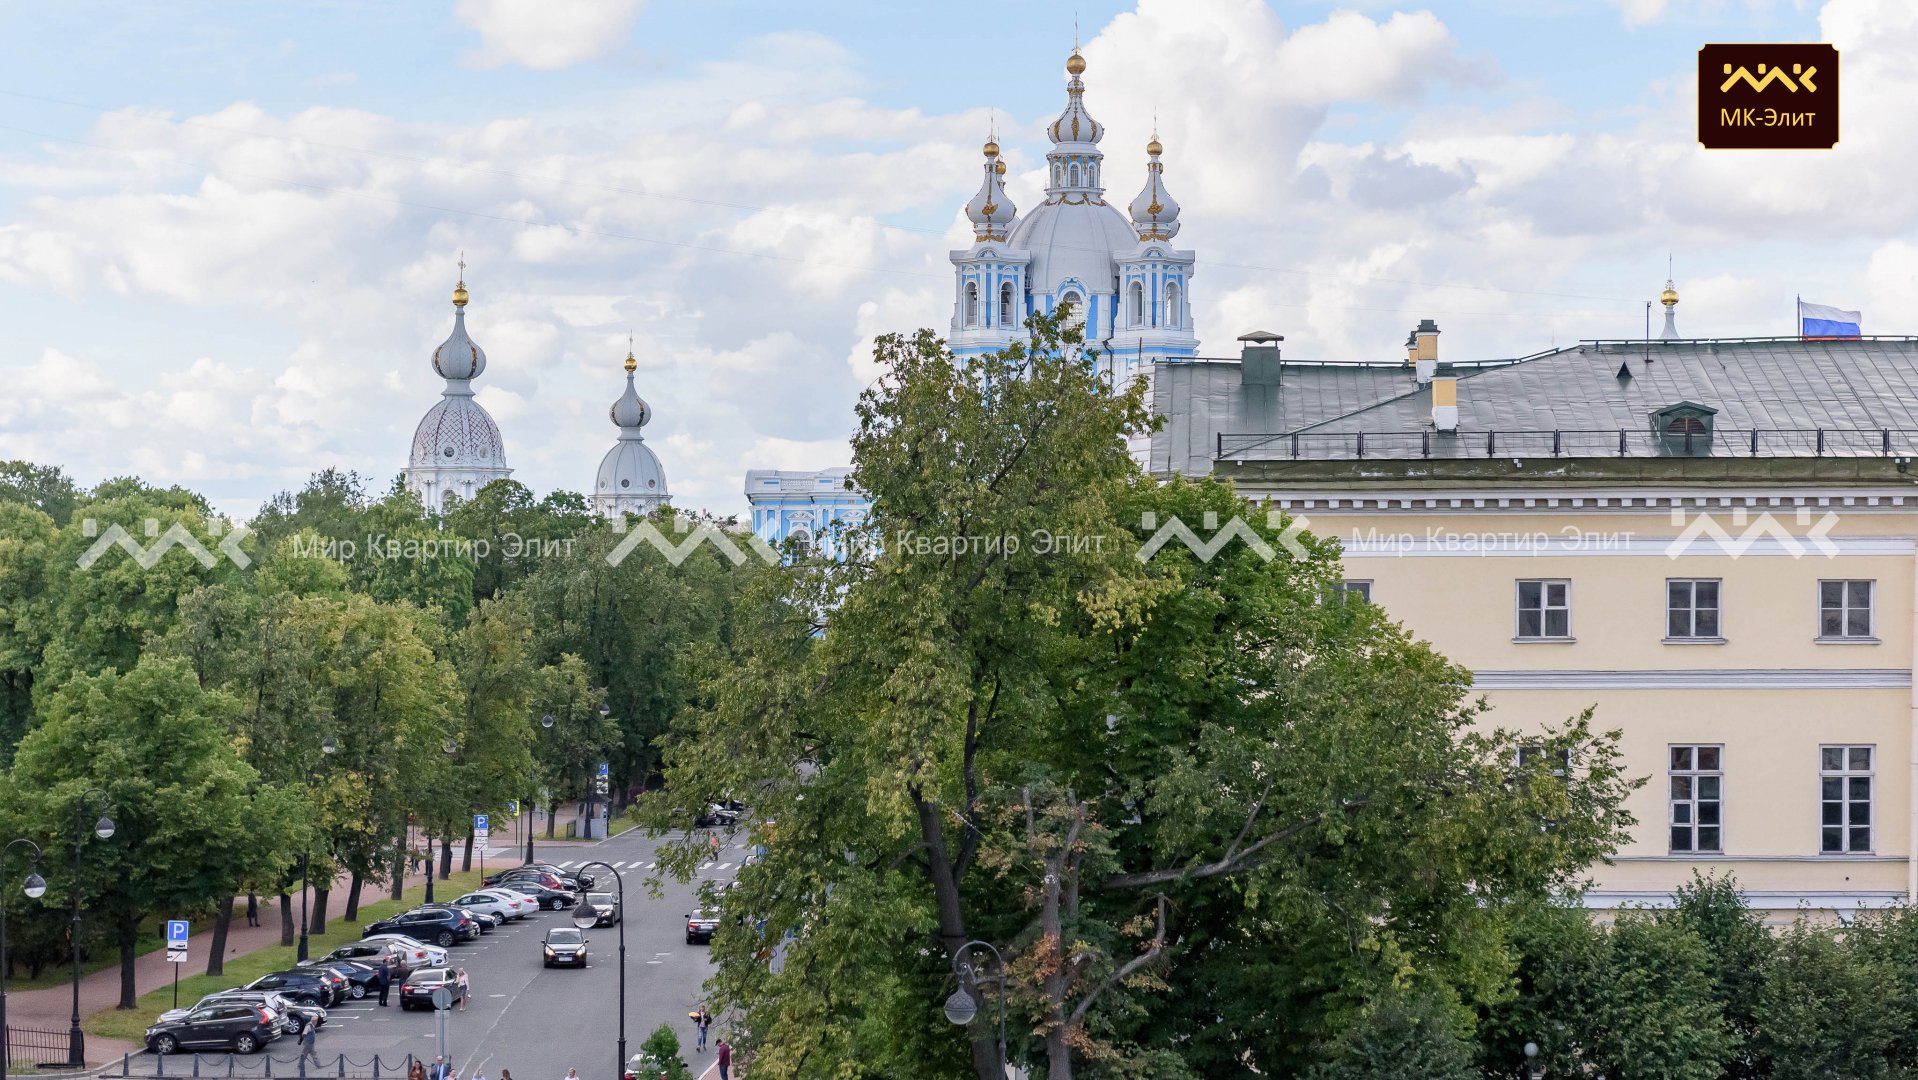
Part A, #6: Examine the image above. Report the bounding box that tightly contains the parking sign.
[474,814,489,833]
[166,919,189,962]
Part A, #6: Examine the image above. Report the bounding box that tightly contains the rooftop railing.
[1215,428,1918,462]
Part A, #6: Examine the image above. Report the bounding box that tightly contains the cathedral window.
[1059,290,1086,334]
[1069,163,1081,187]
[1128,281,1145,327]
[1165,282,1181,328]
[999,282,1016,327]
[965,282,979,327]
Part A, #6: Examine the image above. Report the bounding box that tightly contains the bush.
[1751,919,1903,1080]
[1310,989,1478,1080]
[632,1023,693,1080]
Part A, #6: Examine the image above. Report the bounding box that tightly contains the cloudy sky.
[3,0,1910,518]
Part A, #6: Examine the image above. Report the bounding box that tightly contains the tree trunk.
[462,829,474,873]
[344,872,365,920]
[391,835,406,901]
[117,918,139,1010]
[439,837,453,880]
[310,887,330,935]
[207,894,234,977]
[546,800,558,838]
[279,891,295,947]
[912,788,1000,1080]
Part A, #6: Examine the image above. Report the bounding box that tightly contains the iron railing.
[115,1051,415,1079]
[4,1025,79,1071]
[1215,428,1918,462]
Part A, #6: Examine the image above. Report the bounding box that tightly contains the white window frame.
[964,282,979,328]
[1514,579,1572,641]
[1820,744,1874,854]
[1668,744,1723,854]
[1335,580,1372,604]
[1817,579,1875,641]
[1665,578,1723,642]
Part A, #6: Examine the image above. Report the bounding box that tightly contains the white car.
[452,890,531,923]
[358,934,448,968]
[488,885,547,915]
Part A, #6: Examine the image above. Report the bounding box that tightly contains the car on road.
[541,926,588,968]
[364,906,481,947]
[685,906,720,945]
[583,891,620,926]
[358,933,448,968]
[693,803,739,829]
[398,967,465,1010]
[145,1001,281,1055]
[488,879,576,910]
[245,969,345,1007]
[300,941,413,980]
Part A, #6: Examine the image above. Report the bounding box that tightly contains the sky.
[7,0,1914,520]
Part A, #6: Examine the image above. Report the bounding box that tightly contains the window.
[1515,579,1571,639]
[1518,745,1570,775]
[964,282,979,327]
[1058,290,1086,333]
[1669,744,1723,853]
[1666,579,1721,640]
[1335,580,1372,603]
[1819,580,1874,639]
[999,282,1015,327]
[1069,163,1081,187]
[1821,745,1873,853]
[1128,281,1144,326]
[1165,282,1181,328]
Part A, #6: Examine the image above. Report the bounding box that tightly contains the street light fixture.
[2,838,46,1080]
[67,788,113,1066]
[568,862,626,1079]
[528,713,556,864]
[943,940,1009,1079]
[1524,1040,1543,1080]
[298,737,338,962]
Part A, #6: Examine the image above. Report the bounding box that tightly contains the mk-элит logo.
[1698,43,1839,149]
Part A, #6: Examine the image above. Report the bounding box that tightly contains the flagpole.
[1796,294,1801,339]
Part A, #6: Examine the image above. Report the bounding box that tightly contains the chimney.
[1414,318,1439,385]
[1238,331,1284,386]
[1404,332,1417,367]
[1431,375,1458,433]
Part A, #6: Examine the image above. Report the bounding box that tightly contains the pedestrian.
[562,1069,580,1080]
[709,832,721,858]
[694,1007,711,1052]
[430,1056,452,1080]
[716,1039,731,1080]
[245,891,260,927]
[408,1062,425,1080]
[376,960,392,1006]
[299,1020,320,1067]
[471,1069,487,1080]
[455,967,469,1011]
[498,1070,512,1080]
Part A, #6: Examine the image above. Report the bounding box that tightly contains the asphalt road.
[127,827,740,1080]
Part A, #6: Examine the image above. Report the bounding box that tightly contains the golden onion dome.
[994,159,1006,175]
[1147,135,1162,156]
[1662,285,1679,306]
[983,139,1000,157]
[452,280,469,308]
[1066,50,1086,76]
[624,349,638,374]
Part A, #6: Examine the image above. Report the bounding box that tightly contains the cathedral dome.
[592,346,668,516]
[409,395,509,472]
[432,301,487,381]
[403,268,512,511]
[1007,198,1136,297]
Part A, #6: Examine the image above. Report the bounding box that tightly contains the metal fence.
[114,1052,415,1079]
[3,1024,79,1071]
[1215,428,1918,462]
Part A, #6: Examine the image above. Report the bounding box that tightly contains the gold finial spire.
[1661,254,1678,307]
[452,251,469,308]
[1067,17,1086,76]
[624,333,637,373]
[1147,109,1162,156]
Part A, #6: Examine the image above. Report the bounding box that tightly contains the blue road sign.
[166,920,189,947]
[506,800,519,816]
[474,814,489,833]
[597,762,609,777]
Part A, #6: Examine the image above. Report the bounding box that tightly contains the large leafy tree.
[645,315,1636,1079]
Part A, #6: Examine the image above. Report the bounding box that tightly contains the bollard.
[122,1052,132,1077]
[264,1055,272,1078]
[193,1054,202,1077]
[157,1051,165,1077]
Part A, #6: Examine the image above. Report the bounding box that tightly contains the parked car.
[198,990,326,1033]
[583,891,621,926]
[398,967,465,1010]
[487,879,576,910]
[296,960,381,999]
[245,969,345,1007]
[418,903,495,931]
[145,1002,281,1055]
[541,926,588,968]
[485,885,545,914]
[685,906,721,945]
[358,933,448,968]
[483,868,570,893]
[450,891,527,923]
[300,941,412,980]
[364,907,481,947]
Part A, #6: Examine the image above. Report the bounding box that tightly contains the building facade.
[404,272,512,510]
[1153,318,1918,918]
[745,467,866,558]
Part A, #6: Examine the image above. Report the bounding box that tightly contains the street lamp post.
[569,863,625,1079]
[425,738,459,904]
[1,838,48,1080]
[529,713,555,864]
[943,940,1008,1079]
[297,737,338,962]
[67,788,114,1067]
[1524,1040,1543,1080]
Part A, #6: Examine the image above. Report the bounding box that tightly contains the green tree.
[1310,990,1478,1080]
[0,460,80,524]
[445,596,539,869]
[1752,918,1903,1080]
[635,1023,695,1080]
[1662,873,1772,1078]
[0,500,57,762]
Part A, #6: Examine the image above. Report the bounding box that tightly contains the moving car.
[144,1002,281,1055]
[583,891,620,926]
[398,967,465,1011]
[300,941,412,980]
[358,933,448,968]
[363,907,481,947]
[541,926,588,968]
[685,907,720,945]
[245,969,345,1007]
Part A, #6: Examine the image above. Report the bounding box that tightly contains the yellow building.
[1151,312,1918,919]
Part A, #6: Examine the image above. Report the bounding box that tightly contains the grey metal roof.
[1149,360,1417,475]
[1166,338,1918,466]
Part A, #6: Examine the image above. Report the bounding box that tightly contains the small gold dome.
[1146,136,1162,155]
[1661,286,1679,306]
[983,139,1000,157]
[452,281,469,308]
[624,350,638,374]
[1066,50,1086,76]
[994,160,1006,175]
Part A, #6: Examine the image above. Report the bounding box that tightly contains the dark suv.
[145,1002,280,1054]
[301,941,411,981]
[364,907,481,947]
[245,969,345,1007]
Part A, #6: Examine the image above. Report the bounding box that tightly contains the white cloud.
[454,0,646,71]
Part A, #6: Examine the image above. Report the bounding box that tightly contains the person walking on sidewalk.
[716,1039,731,1080]
[692,1007,711,1052]
[408,1061,425,1080]
[429,1056,451,1080]
[299,1019,320,1066]
[562,1069,580,1080]
[245,891,260,927]
[376,960,392,1006]
[456,967,469,1010]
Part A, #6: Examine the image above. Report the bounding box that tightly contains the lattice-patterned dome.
[410,395,509,471]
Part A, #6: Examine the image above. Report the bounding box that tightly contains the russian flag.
[1799,300,1862,338]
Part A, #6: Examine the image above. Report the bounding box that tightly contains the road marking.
[698,861,715,871]
[715,862,733,871]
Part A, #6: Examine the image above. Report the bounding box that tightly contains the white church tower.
[405,265,512,511]
[591,344,669,518]
[948,49,1200,384]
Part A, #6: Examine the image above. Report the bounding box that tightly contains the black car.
[245,969,345,1007]
[297,959,382,999]
[300,941,412,981]
[145,1001,280,1055]
[484,868,580,895]
[417,903,494,933]
[583,891,620,926]
[693,803,739,829]
[364,906,481,947]
[541,926,588,968]
[200,990,327,1033]
[398,967,465,1010]
[517,862,595,890]
[488,879,577,910]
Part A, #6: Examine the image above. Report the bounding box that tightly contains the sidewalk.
[3,851,489,1066]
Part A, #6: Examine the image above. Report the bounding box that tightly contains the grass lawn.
[85,869,490,1044]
